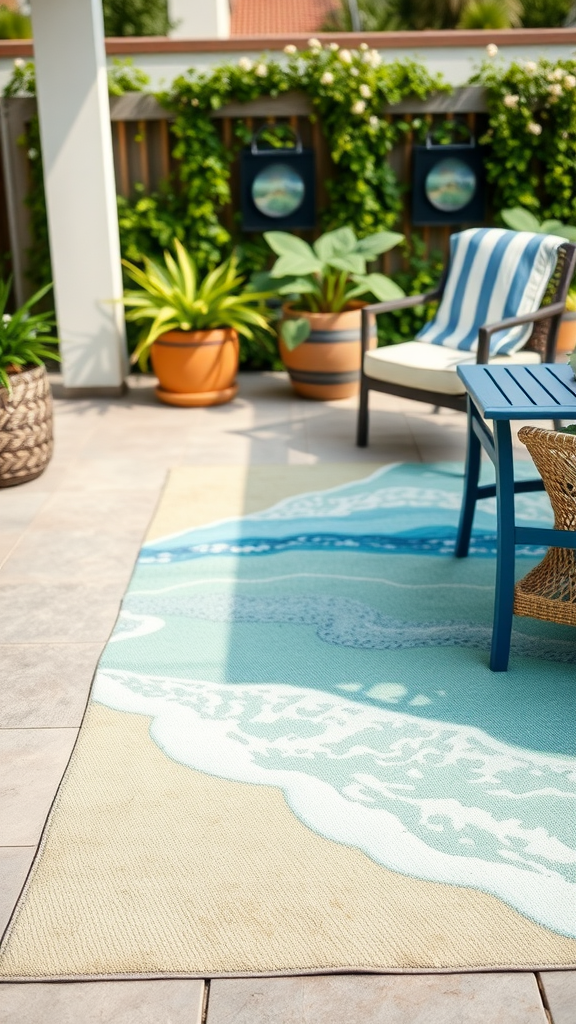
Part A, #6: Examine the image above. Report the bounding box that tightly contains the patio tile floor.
[0,370,570,1023]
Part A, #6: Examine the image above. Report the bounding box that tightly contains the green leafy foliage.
[0,279,60,392]
[102,0,171,36]
[522,0,571,27]
[122,239,273,369]
[108,58,151,96]
[473,57,576,225]
[0,5,32,39]
[501,206,576,240]
[375,236,443,345]
[263,226,404,348]
[458,0,521,27]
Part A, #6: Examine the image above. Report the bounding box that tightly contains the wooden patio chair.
[357,229,576,447]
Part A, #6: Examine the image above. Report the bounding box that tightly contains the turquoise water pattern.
[94,463,576,939]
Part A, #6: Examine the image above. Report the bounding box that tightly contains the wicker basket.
[0,364,54,488]
[515,426,576,626]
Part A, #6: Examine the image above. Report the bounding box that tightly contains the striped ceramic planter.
[279,305,376,400]
[151,329,239,407]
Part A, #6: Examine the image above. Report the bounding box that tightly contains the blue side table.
[455,363,576,671]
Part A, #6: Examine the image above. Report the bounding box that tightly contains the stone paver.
[0,979,205,1024]
[0,581,125,645]
[0,728,77,845]
[206,974,548,1024]
[0,644,103,728]
[539,972,576,1024]
[0,847,34,934]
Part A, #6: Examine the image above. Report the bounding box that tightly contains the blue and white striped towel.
[417,227,565,355]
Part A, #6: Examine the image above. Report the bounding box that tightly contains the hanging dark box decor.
[241,127,316,232]
[412,129,485,227]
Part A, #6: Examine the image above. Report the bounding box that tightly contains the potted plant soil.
[122,241,272,407]
[262,227,404,400]
[0,279,59,488]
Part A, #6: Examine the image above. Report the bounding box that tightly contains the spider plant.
[122,240,273,370]
[0,278,59,392]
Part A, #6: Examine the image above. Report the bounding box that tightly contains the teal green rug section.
[94,462,576,942]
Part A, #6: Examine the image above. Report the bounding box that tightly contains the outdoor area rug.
[1,462,575,980]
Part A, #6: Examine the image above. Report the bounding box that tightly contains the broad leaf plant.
[262,226,405,349]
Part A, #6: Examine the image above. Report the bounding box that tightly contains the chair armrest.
[360,290,442,355]
[477,302,566,364]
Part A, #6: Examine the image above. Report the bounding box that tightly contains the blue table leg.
[455,396,482,559]
[491,419,516,672]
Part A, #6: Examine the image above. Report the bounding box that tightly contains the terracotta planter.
[557,312,576,355]
[0,364,53,487]
[151,329,239,407]
[279,305,375,400]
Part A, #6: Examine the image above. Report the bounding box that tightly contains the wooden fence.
[0,87,488,304]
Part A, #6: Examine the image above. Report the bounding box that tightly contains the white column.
[30,0,127,393]
[168,0,230,39]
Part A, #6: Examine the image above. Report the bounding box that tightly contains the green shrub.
[0,6,32,39]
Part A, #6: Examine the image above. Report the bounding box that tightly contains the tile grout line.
[536,972,555,1024]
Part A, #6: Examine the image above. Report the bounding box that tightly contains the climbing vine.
[473,54,576,222]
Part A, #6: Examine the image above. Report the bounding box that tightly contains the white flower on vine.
[527,121,542,135]
[564,74,576,89]
[283,44,297,54]
[27,148,38,159]
[329,42,340,51]
[359,42,369,51]
[321,71,334,85]
[549,82,563,96]
[503,93,519,107]
[308,38,321,49]
[255,63,268,77]
[551,67,565,80]
[238,57,253,71]
[359,83,372,98]
[2,313,12,323]
[524,61,537,74]
[339,49,352,63]
[369,50,381,66]
[350,67,359,76]
[369,115,380,127]
[13,58,25,70]
[191,97,199,106]
[486,43,498,58]
[352,100,366,114]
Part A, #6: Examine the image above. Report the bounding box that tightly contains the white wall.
[2,39,576,92]
[168,0,230,39]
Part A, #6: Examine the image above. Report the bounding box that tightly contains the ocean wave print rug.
[1,462,575,981]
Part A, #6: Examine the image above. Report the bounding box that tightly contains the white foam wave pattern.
[249,487,550,523]
[94,669,576,938]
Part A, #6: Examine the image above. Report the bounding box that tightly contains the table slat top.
[457,363,576,419]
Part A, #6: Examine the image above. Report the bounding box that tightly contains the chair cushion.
[416,228,564,356]
[363,341,542,396]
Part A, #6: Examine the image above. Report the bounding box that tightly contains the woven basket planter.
[515,426,576,626]
[0,365,54,488]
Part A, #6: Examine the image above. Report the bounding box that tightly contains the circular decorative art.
[251,163,306,218]
[424,158,477,213]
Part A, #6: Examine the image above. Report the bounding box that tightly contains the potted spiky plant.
[0,279,59,488]
[122,240,272,407]
[262,227,404,399]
